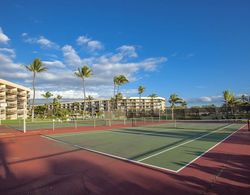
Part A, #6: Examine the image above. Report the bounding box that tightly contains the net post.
[123,118,126,125]
[74,119,77,129]
[23,103,27,133]
[174,120,177,128]
[52,119,55,131]
[151,117,153,123]
[94,119,96,128]
[143,117,145,124]
[109,119,111,126]
[158,109,161,122]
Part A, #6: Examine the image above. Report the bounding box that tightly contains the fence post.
[23,117,26,133]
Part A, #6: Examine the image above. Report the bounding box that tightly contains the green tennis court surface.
[44,121,243,172]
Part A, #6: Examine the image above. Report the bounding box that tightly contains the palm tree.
[52,95,63,116]
[168,93,183,120]
[113,75,128,110]
[116,75,129,93]
[86,95,94,116]
[223,90,235,117]
[41,91,53,115]
[75,65,92,112]
[181,101,187,108]
[25,58,47,121]
[148,93,157,115]
[138,85,145,115]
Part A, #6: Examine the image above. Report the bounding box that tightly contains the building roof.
[0,79,31,91]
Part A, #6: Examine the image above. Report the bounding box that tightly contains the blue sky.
[0,0,249,105]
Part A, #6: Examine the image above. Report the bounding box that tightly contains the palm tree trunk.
[171,107,174,121]
[31,72,36,121]
[82,79,86,112]
[139,94,141,117]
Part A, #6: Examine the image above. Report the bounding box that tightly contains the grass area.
[46,122,243,172]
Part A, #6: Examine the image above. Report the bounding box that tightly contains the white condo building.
[0,79,30,120]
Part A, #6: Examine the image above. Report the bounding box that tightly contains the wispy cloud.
[0,27,10,44]
[22,33,59,49]
[77,35,103,51]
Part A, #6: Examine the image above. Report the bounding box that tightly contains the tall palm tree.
[42,91,53,101]
[41,91,53,115]
[138,85,145,115]
[223,90,234,117]
[168,93,183,120]
[113,76,119,98]
[114,75,129,95]
[181,101,187,108]
[25,58,47,121]
[148,93,157,115]
[113,75,128,110]
[75,65,92,112]
[86,95,94,116]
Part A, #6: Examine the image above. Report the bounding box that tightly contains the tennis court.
[43,120,245,172]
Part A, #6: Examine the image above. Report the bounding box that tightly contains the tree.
[52,95,63,117]
[41,91,53,115]
[138,85,145,115]
[168,93,183,120]
[86,95,94,116]
[25,58,47,121]
[75,65,92,112]
[148,93,157,115]
[181,101,187,108]
[113,75,128,110]
[223,90,239,117]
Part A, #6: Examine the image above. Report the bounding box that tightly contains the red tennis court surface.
[0,125,249,195]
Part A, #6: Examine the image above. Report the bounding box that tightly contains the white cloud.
[117,45,137,58]
[186,95,223,104]
[77,35,91,44]
[0,48,15,58]
[0,27,10,44]
[62,45,82,67]
[0,49,29,79]
[139,57,167,71]
[2,32,167,99]
[42,60,65,68]
[87,40,103,51]
[76,35,103,51]
[23,34,59,49]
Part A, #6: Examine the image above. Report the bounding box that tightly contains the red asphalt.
[0,125,249,195]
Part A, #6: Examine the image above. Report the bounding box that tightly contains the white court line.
[138,124,234,162]
[41,134,178,173]
[176,124,246,173]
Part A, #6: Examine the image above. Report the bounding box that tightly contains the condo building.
[47,97,166,116]
[0,79,30,120]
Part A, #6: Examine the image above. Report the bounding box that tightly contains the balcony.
[6,89,17,95]
[18,91,27,97]
[6,108,17,114]
[7,102,17,108]
[6,96,17,102]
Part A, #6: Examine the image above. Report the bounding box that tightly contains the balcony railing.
[6,90,17,95]
[18,91,27,97]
